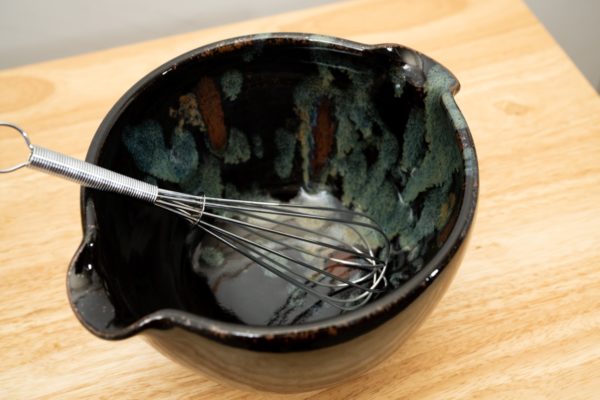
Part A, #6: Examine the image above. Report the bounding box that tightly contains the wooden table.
[1,0,598,398]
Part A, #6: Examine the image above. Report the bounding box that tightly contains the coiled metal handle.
[29,146,158,203]
[1,122,158,204]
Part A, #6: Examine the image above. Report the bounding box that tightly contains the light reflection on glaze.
[117,45,466,325]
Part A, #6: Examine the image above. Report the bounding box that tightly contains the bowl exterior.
[143,231,469,392]
[66,32,479,392]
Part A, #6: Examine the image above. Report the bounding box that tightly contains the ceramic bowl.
[68,33,478,393]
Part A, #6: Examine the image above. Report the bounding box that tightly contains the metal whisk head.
[156,189,389,310]
[1,122,390,311]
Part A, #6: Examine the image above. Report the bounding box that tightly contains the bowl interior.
[72,37,466,330]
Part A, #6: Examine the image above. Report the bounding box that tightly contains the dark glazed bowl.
[68,33,478,392]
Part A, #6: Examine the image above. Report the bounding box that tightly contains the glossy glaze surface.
[67,33,478,391]
[144,238,467,392]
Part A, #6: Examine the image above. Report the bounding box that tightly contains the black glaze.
[68,34,478,358]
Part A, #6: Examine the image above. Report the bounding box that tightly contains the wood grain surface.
[1,0,599,398]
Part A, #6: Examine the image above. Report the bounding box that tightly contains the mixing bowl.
[67,33,478,392]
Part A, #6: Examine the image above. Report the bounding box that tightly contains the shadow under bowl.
[67,33,478,393]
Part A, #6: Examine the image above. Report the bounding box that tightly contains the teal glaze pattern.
[273,128,296,178]
[123,121,198,183]
[220,70,243,101]
[67,36,478,391]
[251,134,264,159]
[223,128,251,164]
[116,39,467,325]
[181,152,223,197]
[193,244,225,269]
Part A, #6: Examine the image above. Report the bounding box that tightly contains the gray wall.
[525,0,600,91]
[0,0,340,67]
[0,0,598,91]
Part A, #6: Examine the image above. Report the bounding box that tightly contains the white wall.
[0,0,340,67]
[525,0,600,91]
[0,0,598,91]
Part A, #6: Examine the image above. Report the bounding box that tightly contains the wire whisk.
[0,122,389,310]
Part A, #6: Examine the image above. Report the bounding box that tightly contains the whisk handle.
[29,146,158,203]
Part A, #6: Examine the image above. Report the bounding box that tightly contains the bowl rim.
[70,32,479,352]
